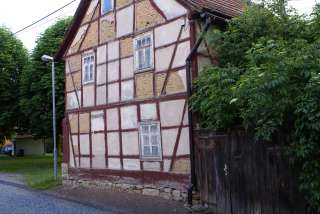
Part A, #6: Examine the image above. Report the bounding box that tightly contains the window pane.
[151,135,158,145]
[144,146,151,156]
[145,48,151,67]
[141,125,149,134]
[150,125,158,133]
[103,0,112,13]
[143,135,149,146]
[138,50,144,69]
[152,146,159,156]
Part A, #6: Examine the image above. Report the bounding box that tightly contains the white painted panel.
[80,158,90,169]
[67,91,81,109]
[140,103,157,120]
[107,108,119,130]
[69,25,88,54]
[143,162,161,171]
[92,133,105,155]
[97,45,107,64]
[155,18,186,48]
[108,60,119,82]
[91,111,105,131]
[69,135,78,168]
[160,99,185,127]
[107,132,120,155]
[121,57,134,79]
[108,158,121,170]
[123,159,140,171]
[120,106,138,129]
[183,105,189,125]
[92,156,106,169]
[97,64,107,84]
[172,41,190,68]
[83,85,95,107]
[162,128,178,156]
[116,5,134,37]
[108,83,119,103]
[97,85,107,105]
[108,40,120,61]
[153,0,187,20]
[86,0,98,16]
[163,159,171,172]
[155,45,175,72]
[177,128,190,155]
[122,131,139,155]
[80,134,90,155]
[177,69,187,90]
[121,80,134,101]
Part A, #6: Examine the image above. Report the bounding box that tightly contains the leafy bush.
[190,1,320,212]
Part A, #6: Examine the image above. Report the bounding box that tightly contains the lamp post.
[41,54,57,180]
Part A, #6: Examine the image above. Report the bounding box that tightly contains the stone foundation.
[61,164,187,202]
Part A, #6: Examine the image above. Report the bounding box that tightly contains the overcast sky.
[0,0,317,51]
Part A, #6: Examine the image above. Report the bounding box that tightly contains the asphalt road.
[0,180,111,214]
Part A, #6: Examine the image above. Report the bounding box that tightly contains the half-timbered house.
[57,0,243,201]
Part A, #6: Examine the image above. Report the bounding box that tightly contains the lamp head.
[41,55,53,62]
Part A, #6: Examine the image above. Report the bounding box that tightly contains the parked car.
[1,145,13,156]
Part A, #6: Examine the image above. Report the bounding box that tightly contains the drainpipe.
[186,14,214,206]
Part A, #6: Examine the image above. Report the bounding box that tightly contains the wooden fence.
[194,129,306,214]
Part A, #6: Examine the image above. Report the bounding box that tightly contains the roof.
[55,0,244,60]
[183,0,244,18]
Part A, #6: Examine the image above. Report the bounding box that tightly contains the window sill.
[134,67,155,74]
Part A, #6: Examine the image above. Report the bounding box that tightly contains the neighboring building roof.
[55,0,244,60]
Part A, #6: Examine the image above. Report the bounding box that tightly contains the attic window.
[102,0,113,14]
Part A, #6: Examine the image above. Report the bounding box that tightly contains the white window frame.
[82,53,95,84]
[134,32,154,72]
[139,121,162,161]
[101,0,114,15]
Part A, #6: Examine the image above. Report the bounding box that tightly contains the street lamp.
[41,54,57,180]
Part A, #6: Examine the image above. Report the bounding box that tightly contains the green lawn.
[0,155,62,189]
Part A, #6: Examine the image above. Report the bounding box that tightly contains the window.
[134,33,154,71]
[139,121,162,160]
[102,0,113,14]
[82,53,95,83]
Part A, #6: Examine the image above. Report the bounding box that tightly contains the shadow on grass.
[0,155,62,189]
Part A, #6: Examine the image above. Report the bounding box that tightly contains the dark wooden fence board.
[194,129,306,214]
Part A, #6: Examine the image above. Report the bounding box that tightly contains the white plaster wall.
[108,158,121,170]
[91,111,105,131]
[107,108,119,130]
[97,85,107,105]
[69,135,78,168]
[68,25,88,54]
[163,159,171,172]
[177,69,187,90]
[83,85,95,107]
[155,18,187,48]
[107,132,120,155]
[121,57,134,79]
[160,99,185,127]
[108,83,120,103]
[97,45,107,64]
[92,157,106,169]
[97,64,107,84]
[121,80,134,101]
[140,103,157,120]
[116,5,134,37]
[120,106,138,129]
[172,41,190,68]
[183,106,189,126]
[143,162,161,171]
[108,40,119,61]
[122,131,139,155]
[86,0,98,16]
[155,45,175,72]
[153,0,187,20]
[123,159,140,171]
[161,128,178,156]
[108,60,120,82]
[80,158,90,169]
[177,128,190,155]
[67,91,81,109]
[80,134,90,155]
[92,133,105,154]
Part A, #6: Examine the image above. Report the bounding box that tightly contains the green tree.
[19,17,72,138]
[190,1,320,211]
[0,27,28,139]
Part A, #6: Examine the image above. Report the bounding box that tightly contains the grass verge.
[0,155,62,189]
